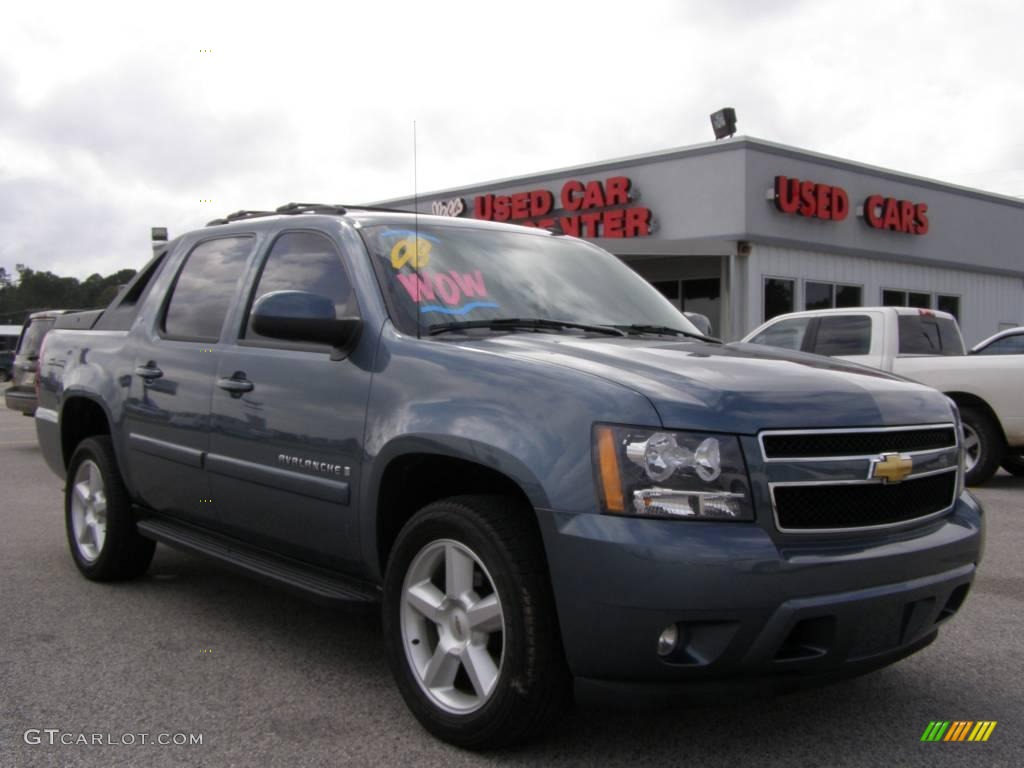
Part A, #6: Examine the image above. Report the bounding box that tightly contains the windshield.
[360,223,700,336]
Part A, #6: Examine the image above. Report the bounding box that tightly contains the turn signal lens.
[596,426,624,513]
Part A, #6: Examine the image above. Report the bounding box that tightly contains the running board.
[136,516,379,606]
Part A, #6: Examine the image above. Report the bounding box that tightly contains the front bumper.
[538,492,982,689]
[5,386,37,415]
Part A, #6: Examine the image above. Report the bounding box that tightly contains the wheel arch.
[60,394,115,469]
[945,391,1006,444]
[365,437,549,581]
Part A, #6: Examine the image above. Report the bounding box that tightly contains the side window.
[812,315,871,356]
[163,237,254,341]
[244,231,355,343]
[747,317,811,351]
[977,334,1024,355]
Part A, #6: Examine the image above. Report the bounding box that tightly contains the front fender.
[358,328,662,579]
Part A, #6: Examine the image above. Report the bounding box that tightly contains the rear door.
[207,229,372,569]
[123,235,255,526]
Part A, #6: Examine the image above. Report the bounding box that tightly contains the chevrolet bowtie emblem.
[870,452,914,483]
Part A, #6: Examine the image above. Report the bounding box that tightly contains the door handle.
[135,363,163,381]
[217,375,254,396]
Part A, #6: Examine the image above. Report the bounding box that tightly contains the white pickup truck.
[742,307,1024,485]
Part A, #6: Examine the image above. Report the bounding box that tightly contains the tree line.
[0,265,137,325]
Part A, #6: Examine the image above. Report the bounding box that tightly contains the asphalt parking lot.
[1,397,1021,768]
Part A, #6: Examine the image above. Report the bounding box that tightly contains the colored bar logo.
[921,721,997,742]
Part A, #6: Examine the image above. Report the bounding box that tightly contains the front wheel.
[66,436,155,581]
[382,495,570,749]
[960,406,1002,486]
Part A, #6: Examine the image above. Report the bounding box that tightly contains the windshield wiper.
[428,318,627,337]
[616,324,720,343]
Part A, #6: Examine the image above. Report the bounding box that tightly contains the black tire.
[1000,451,1024,477]
[382,495,571,750]
[960,406,1003,487]
[65,436,155,581]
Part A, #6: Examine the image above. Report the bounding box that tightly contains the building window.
[652,280,680,303]
[764,277,795,320]
[805,282,833,311]
[882,289,961,321]
[908,291,931,309]
[804,281,862,311]
[882,289,906,306]
[936,294,960,320]
[835,284,862,308]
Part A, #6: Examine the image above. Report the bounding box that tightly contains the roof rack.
[206,202,417,227]
[206,210,279,226]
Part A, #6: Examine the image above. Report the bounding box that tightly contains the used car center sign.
[773,175,930,235]
[430,176,653,238]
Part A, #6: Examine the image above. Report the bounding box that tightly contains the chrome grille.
[759,424,961,533]
[772,472,957,531]
[761,427,957,460]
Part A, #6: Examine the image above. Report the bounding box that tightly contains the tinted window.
[163,237,253,340]
[908,292,931,309]
[764,278,794,320]
[748,317,811,351]
[17,318,55,357]
[653,280,679,300]
[898,315,964,355]
[976,333,1024,355]
[813,315,871,356]
[245,231,355,342]
[882,289,905,306]
[805,282,833,311]
[937,294,960,320]
[835,284,862,308]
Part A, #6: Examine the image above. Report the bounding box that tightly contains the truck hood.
[466,335,954,433]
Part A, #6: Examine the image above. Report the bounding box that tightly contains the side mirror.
[683,311,713,337]
[251,290,361,358]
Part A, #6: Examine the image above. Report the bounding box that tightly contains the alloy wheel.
[399,538,505,714]
[70,459,108,562]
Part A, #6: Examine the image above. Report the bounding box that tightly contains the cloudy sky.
[1,0,1021,279]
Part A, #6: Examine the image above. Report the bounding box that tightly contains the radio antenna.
[413,120,421,339]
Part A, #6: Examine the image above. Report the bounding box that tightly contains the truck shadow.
[94,545,1019,765]
[976,472,1024,489]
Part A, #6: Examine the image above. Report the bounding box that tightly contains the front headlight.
[593,425,753,521]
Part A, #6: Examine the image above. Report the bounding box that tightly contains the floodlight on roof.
[710,108,737,140]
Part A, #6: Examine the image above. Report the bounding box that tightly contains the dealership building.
[379,136,1024,344]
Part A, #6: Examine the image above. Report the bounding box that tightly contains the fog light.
[657,624,679,657]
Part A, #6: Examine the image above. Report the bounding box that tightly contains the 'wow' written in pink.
[397,270,489,305]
